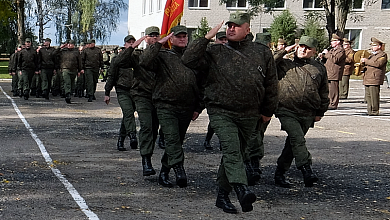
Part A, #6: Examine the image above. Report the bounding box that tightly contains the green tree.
[192,17,211,41]
[0,0,17,53]
[302,16,328,52]
[269,10,297,45]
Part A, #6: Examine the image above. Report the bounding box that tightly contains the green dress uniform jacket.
[343,47,355,76]
[324,46,346,81]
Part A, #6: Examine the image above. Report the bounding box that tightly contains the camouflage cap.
[370,37,384,46]
[145,26,160,35]
[170,25,188,36]
[124,35,136,42]
[80,42,85,46]
[298,36,318,49]
[88,39,96,44]
[226,11,250,25]
[216,31,226,39]
[68,39,75,44]
[254,33,271,45]
[25,38,32,43]
[44,38,51,42]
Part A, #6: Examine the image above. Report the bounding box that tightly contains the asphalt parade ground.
[0,79,390,220]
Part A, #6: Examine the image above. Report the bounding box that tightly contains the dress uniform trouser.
[339,75,350,99]
[276,110,313,172]
[209,113,258,192]
[134,96,159,157]
[116,87,137,137]
[157,108,192,169]
[365,85,380,115]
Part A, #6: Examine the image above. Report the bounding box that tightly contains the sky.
[39,7,129,47]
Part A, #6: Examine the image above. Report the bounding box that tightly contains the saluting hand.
[132,36,147,48]
[158,32,174,45]
[104,96,110,105]
[205,21,224,40]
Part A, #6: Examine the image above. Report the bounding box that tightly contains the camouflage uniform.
[8,52,18,96]
[56,46,81,102]
[81,43,103,100]
[16,46,39,99]
[38,45,57,99]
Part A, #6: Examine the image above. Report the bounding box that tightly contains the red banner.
[161,0,184,48]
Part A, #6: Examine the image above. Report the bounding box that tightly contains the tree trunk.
[335,0,352,36]
[16,0,25,44]
[36,0,43,42]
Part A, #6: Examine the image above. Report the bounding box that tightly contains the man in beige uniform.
[339,38,355,99]
[361,37,388,116]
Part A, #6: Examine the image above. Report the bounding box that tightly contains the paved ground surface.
[0,79,390,220]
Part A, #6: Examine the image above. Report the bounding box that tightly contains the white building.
[128,0,390,52]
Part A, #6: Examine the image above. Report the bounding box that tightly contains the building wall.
[129,0,390,53]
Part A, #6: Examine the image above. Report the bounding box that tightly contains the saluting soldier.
[81,39,103,102]
[360,37,388,116]
[339,38,355,99]
[75,42,86,98]
[38,38,57,100]
[273,36,329,188]
[140,25,203,189]
[16,38,39,100]
[182,12,278,214]
[322,34,346,110]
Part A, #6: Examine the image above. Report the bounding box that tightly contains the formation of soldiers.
[8,38,106,103]
[7,11,388,214]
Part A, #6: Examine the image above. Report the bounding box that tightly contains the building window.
[352,0,363,10]
[142,0,147,15]
[303,0,322,9]
[188,0,209,8]
[265,0,285,9]
[157,0,162,11]
[226,0,247,9]
[344,29,362,50]
[382,0,390,9]
[149,0,154,14]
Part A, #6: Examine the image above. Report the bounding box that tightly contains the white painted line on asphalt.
[0,86,99,220]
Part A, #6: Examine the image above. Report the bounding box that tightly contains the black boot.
[13,90,19,97]
[215,188,237,214]
[24,90,29,100]
[18,89,23,97]
[60,90,66,98]
[74,89,78,97]
[88,95,93,102]
[92,94,96,100]
[158,166,173,187]
[30,88,36,96]
[250,156,262,174]
[65,93,71,104]
[245,162,260,186]
[142,155,156,176]
[158,134,165,149]
[43,90,49,100]
[117,136,126,151]
[233,184,257,212]
[274,167,292,188]
[129,132,138,149]
[36,90,42,98]
[204,140,212,150]
[299,163,318,187]
[173,163,187,188]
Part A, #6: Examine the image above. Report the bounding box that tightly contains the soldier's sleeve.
[104,57,118,96]
[77,52,82,72]
[99,50,104,69]
[324,49,346,65]
[13,52,19,72]
[364,53,388,68]
[316,65,330,116]
[345,51,354,64]
[17,51,23,70]
[139,42,162,71]
[182,38,210,70]
[260,48,279,117]
[115,47,135,67]
[81,50,86,69]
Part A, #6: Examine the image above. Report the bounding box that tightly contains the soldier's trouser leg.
[21,70,33,92]
[17,71,23,91]
[51,71,60,93]
[12,73,19,92]
[85,69,99,97]
[158,108,192,168]
[386,72,390,88]
[62,69,77,95]
[76,74,85,94]
[41,69,54,92]
[210,114,257,192]
[31,73,40,93]
[365,85,380,115]
[276,113,314,171]
[339,75,350,99]
[245,119,270,162]
[328,80,339,109]
[116,88,136,136]
[134,96,159,156]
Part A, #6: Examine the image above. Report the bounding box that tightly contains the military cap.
[254,33,271,45]
[44,38,51,42]
[342,38,352,44]
[370,37,384,46]
[145,26,160,35]
[88,39,96,44]
[216,31,226,39]
[226,11,250,25]
[68,39,75,44]
[124,35,136,43]
[80,42,85,46]
[298,36,318,48]
[277,38,287,45]
[331,34,343,41]
[170,25,187,36]
[17,44,22,48]
[24,38,32,43]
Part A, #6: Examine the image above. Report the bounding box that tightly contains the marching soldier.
[81,39,103,102]
[183,12,278,213]
[38,38,57,99]
[360,37,388,116]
